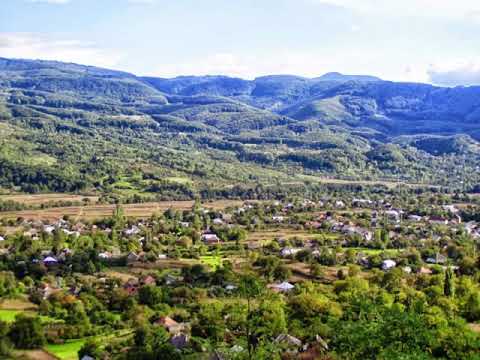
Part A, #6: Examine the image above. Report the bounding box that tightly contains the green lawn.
[45,330,133,360]
[46,339,86,360]
[200,255,223,270]
[0,309,25,322]
[0,309,61,324]
[348,247,400,256]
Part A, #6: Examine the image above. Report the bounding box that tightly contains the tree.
[9,315,45,349]
[78,340,103,359]
[138,285,163,307]
[239,274,265,360]
[0,321,12,356]
[444,267,455,298]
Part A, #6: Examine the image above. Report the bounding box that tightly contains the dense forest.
[1,57,480,199]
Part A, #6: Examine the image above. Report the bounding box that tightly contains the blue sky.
[1,0,480,85]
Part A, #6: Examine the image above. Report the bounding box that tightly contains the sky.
[1,0,480,85]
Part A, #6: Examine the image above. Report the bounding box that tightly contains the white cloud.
[149,51,390,80]
[0,33,122,69]
[28,0,71,3]
[428,60,480,86]
[127,0,156,3]
[314,0,480,19]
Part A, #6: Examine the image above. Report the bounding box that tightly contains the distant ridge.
[314,72,382,82]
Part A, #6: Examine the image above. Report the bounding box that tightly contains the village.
[0,194,479,359]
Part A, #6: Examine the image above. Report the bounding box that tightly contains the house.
[212,218,224,225]
[202,233,221,244]
[225,284,237,291]
[464,221,477,235]
[305,221,323,229]
[343,226,372,241]
[269,282,295,293]
[408,215,423,222]
[141,275,156,286]
[23,228,38,238]
[272,216,285,223]
[170,333,189,349]
[429,216,448,225]
[426,254,447,265]
[98,252,112,259]
[419,267,433,275]
[352,198,373,207]
[126,252,140,264]
[123,279,139,296]
[38,284,59,299]
[164,274,178,286]
[179,222,190,228]
[385,210,401,222]
[43,225,56,234]
[158,254,168,260]
[124,226,141,236]
[275,334,302,348]
[62,229,80,237]
[335,200,345,208]
[43,256,58,265]
[0,236,4,242]
[280,247,302,258]
[443,205,459,214]
[155,316,187,335]
[381,259,396,270]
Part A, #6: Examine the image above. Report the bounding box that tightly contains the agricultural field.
[0,194,99,206]
[0,199,247,221]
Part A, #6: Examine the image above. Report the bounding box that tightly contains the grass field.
[200,255,223,270]
[0,309,61,324]
[0,199,247,221]
[46,339,85,360]
[45,330,133,360]
[348,247,401,256]
[0,309,28,322]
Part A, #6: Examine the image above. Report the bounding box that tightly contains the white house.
[43,256,58,265]
[381,259,396,270]
[43,225,56,234]
[124,226,141,236]
[270,282,295,292]
[280,247,302,257]
[408,215,423,222]
[212,218,224,225]
[201,233,220,244]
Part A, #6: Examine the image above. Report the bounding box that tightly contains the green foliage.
[9,314,46,349]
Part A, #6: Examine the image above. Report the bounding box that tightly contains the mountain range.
[0,57,479,197]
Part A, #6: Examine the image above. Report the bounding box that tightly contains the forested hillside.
[1,57,480,197]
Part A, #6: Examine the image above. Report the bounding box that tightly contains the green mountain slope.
[1,57,480,196]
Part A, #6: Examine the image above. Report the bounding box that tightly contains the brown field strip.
[247,228,319,243]
[15,350,59,360]
[0,200,247,221]
[0,193,99,205]
[0,297,38,311]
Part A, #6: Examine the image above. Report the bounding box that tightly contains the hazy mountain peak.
[315,72,382,82]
